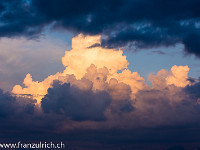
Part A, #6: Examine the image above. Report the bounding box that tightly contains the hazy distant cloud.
[0,0,200,56]
[0,36,66,91]
[151,50,166,55]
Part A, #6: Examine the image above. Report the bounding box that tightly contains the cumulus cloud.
[12,34,142,103]
[8,34,200,137]
[149,65,191,89]
[62,34,128,79]
[12,72,62,102]
[13,34,192,106]
[42,81,111,121]
[133,87,200,127]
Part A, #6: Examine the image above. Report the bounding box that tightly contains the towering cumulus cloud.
[11,34,200,133]
[12,34,146,103]
[62,34,128,78]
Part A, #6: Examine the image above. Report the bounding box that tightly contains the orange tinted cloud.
[12,34,191,105]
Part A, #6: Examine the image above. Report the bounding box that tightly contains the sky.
[0,0,200,150]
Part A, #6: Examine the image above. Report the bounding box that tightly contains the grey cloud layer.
[0,0,200,56]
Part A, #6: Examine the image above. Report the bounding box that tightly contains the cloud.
[0,32,200,149]
[129,69,199,127]
[151,50,166,55]
[133,87,200,127]
[11,35,196,131]
[184,81,200,103]
[0,0,200,56]
[12,34,137,103]
[0,89,36,118]
[7,34,200,146]
[149,65,191,88]
[0,89,38,132]
[0,36,66,91]
[62,34,128,79]
[41,81,111,121]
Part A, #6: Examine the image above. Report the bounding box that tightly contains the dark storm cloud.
[0,0,200,56]
[0,89,36,118]
[184,81,200,100]
[41,81,111,121]
[0,88,71,133]
[0,89,38,132]
[0,0,44,37]
[2,83,200,149]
